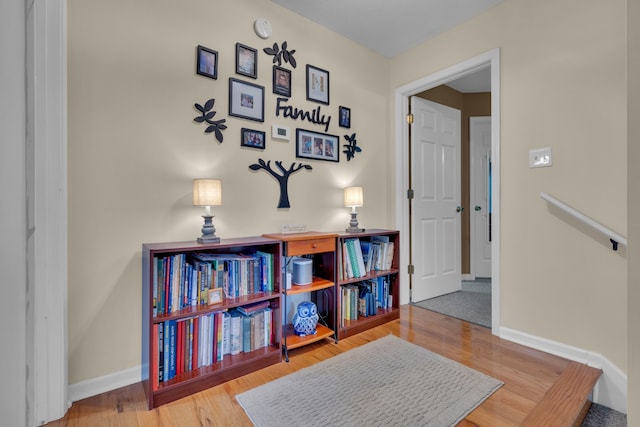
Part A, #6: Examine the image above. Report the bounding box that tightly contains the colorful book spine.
[346,239,361,278]
[158,322,164,385]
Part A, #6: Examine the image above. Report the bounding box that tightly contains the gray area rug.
[581,403,627,427]
[413,279,491,328]
[236,335,503,427]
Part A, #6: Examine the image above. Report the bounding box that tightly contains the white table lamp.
[193,178,222,243]
[344,186,364,233]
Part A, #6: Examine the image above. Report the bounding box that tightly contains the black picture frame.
[339,106,351,128]
[196,45,218,79]
[241,128,266,149]
[229,78,265,122]
[306,64,330,105]
[236,43,257,79]
[296,128,339,162]
[273,66,291,97]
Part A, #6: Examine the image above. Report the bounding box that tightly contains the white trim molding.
[500,327,627,414]
[394,48,501,334]
[27,0,69,424]
[69,366,141,403]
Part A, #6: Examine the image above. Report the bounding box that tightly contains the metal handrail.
[540,192,627,251]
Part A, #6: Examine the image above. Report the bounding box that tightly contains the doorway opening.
[394,48,501,334]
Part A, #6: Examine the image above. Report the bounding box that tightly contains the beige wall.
[67,0,389,383]
[390,0,627,373]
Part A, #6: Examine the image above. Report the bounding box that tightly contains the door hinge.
[406,113,414,124]
[408,264,415,275]
[407,189,414,199]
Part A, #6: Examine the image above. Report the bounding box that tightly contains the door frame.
[470,116,492,279]
[28,0,69,423]
[394,48,501,334]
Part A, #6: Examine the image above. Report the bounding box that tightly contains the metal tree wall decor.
[194,98,227,143]
[343,133,361,161]
[263,41,297,68]
[249,158,312,208]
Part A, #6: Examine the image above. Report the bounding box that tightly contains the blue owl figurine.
[292,301,319,336]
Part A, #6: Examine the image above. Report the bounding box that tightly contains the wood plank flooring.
[46,305,601,426]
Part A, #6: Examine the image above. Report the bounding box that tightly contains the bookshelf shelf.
[141,237,283,409]
[282,324,335,349]
[336,229,400,340]
[285,277,334,294]
[263,232,338,362]
[151,291,280,323]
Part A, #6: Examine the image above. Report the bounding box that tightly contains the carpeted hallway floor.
[412,278,491,328]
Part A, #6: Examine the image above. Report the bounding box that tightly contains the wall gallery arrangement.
[192,34,362,208]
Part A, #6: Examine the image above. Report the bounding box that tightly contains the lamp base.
[345,226,365,233]
[198,214,220,244]
[197,235,220,243]
[346,211,364,233]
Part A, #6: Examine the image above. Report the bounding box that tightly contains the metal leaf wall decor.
[263,41,297,68]
[343,133,361,161]
[194,98,227,143]
[249,158,312,208]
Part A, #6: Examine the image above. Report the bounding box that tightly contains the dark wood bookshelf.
[336,229,400,340]
[141,237,283,409]
[262,232,338,361]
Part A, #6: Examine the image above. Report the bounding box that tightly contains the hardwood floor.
[47,305,601,426]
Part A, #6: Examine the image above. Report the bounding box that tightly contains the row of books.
[340,276,391,322]
[153,251,274,316]
[341,236,395,279]
[151,302,273,390]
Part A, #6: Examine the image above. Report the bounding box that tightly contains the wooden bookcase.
[336,229,400,340]
[141,237,282,409]
[262,232,337,361]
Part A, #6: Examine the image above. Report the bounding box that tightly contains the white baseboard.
[500,326,627,414]
[68,365,141,403]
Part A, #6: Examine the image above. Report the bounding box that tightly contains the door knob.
[475,206,482,211]
[456,206,464,213]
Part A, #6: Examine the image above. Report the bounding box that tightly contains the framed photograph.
[196,45,218,79]
[236,43,257,79]
[296,128,339,162]
[306,64,330,105]
[207,288,223,305]
[229,78,264,122]
[339,106,351,128]
[273,66,291,97]
[272,124,291,141]
[241,128,266,149]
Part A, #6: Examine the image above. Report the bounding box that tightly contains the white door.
[411,97,462,302]
[470,117,492,278]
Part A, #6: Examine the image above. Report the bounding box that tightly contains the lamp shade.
[344,186,363,208]
[193,178,222,206]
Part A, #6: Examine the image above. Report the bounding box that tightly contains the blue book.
[360,241,373,273]
[163,320,170,382]
[168,320,177,379]
[158,322,164,383]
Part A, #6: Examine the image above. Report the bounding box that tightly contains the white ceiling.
[271,0,504,58]
[271,0,501,93]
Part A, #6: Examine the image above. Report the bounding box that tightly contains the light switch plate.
[529,147,552,168]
